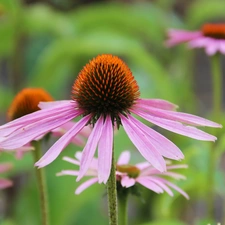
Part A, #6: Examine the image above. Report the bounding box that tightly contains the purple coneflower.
[166,24,225,55]
[0,55,221,184]
[57,150,188,198]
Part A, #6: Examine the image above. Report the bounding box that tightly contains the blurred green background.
[0,0,225,224]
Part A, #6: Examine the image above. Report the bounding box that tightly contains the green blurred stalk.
[118,188,128,225]
[32,141,50,225]
[208,54,222,219]
[107,148,118,225]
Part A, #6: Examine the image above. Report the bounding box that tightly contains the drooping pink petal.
[162,171,186,180]
[98,115,113,184]
[219,40,225,54]
[62,156,80,166]
[205,40,219,55]
[35,114,92,168]
[166,165,188,170]
[120,114,166,172]
[0,179,13,189]
[147,177,174,196]
[136,177,164,193]
[133,109,217,141]
[0,101,76,137]
[127,114,184,160]
[56,170,79,176]
[77,116,104,181]
[156,177,189,199]
[0,109,82,149]
[134,103,221,127]
[75,177,99,195]
[121,176,135,188]
[38,100,76,109]
[117,151,131,165]
[136,162,151,170]
[75,151,98,170]
[135,99,178,110]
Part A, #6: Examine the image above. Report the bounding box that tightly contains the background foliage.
[0,0,225,224]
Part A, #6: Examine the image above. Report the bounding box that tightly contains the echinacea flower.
[0,55,221,184]
[0,162,13,189]
[57,151,188,198]
[165,24,225,55]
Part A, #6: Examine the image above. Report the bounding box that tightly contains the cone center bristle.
[116,164,140,178]
[202,24,225,39]
[72,54,140,124]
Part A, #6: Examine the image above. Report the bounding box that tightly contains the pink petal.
[135,98,178,110]
[147,177,174,196]
[127,114,184,160]
[77,116,104,181]
[120,114,166,172]
[98,115,113,184]
[38,100,76,109]
[117,151,131,165]
[75,177,99,195]
[75,151,98,170]
[0,101,76,137]
[163,172,186,180]
[133,109,217,141]
[0,179,13,189]
[166,165,188,170]
[219,41,225,54]
[35,114,91,168]
[0,109,81,149]
[136,162,151,170]
[121,176,135,188]
[136,177,164,193]
[134,103,221,127]
[205,40,219,55]
[157,177,189,199]
[62,156,80,166]
[56,170,79,176]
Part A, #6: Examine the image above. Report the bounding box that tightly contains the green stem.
[118,188,129,225]
[32,141,50,225]
[107,148,118,225]
[208,54,222,219]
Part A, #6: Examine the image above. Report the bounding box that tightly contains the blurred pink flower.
[0,162,13,189]
[165,24,225,55]
[57,151,189,199]
[0,55,221,184]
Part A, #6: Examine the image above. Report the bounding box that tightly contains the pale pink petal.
[166,165,188,170]
[121,176,135,188]
[219,41,225,54]
[120,114,166,172]
[38,100,76,109]
[205,40,219,55]
[35,114,92,168]
[135,99,178,110]
[98,115,113,184]
[77,116,104,181]
[147,177,174,196]
[188,37,209,48]
[0,163,13,173]
[163,172,186,180]
[133,109,217,141]
[62,156,80,166]
[165,29,202,47]
[127,114,184,160]
[136,162,150,170]
[0,179,13,189]
[0,101,76,137]
[134,103,221,127]
[157,177,189,199]
[56,170,79,176]
[75,177,99,195]
[136,177,164,193]
[0,109,82,149]
[117,151,130,165]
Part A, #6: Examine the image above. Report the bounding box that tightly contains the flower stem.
[208,54,222,219]
[32,141,50,225]
[118,188,129,225]
[107,148,118,225]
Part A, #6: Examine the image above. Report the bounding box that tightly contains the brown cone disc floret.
[202,24,225,39]
[72,54,140,124]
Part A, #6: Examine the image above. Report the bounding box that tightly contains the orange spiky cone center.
[202,24,225,39]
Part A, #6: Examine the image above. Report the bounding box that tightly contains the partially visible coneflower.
[0,162,13,189]
[0,55,221,184]
[165,24,225,55]
[57,150,188,198]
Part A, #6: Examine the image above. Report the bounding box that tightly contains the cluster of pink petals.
[0,99,221,184]
[165,29,225,55]
[0,162,13,189]
[57,151,189,199]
